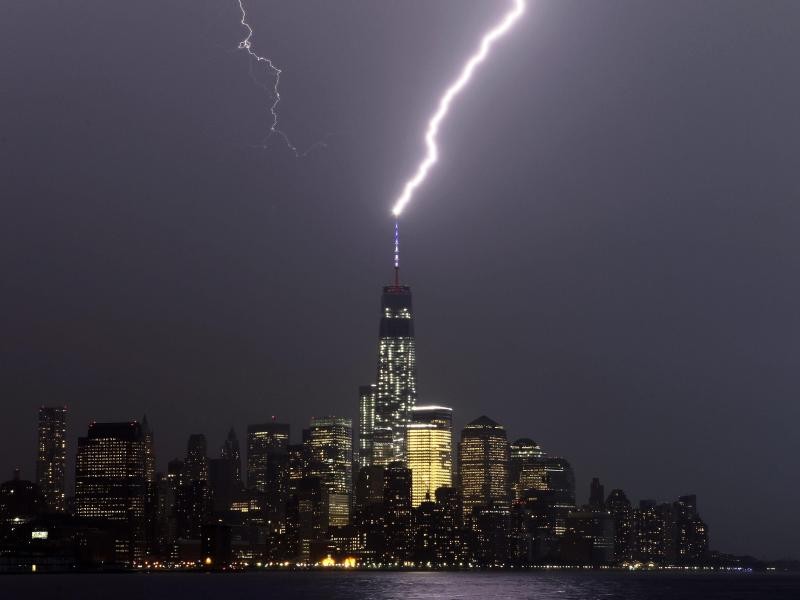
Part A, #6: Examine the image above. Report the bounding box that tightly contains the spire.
[393,218,400,286]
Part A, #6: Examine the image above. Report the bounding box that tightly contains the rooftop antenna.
[393,218,400,286]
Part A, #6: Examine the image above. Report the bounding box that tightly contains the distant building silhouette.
[383,461,412,562]
[36,406,67,512]
[220,427,242,483]
[142,415,156,483]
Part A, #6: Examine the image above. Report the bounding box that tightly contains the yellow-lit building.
[407,405,453,507]
[458,416,510,522]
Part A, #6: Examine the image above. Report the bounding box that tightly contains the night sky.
[1,1,799,560]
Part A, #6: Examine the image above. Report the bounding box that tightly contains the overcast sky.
[1,1,799,559]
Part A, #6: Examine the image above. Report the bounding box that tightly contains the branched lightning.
[236,0,327,157]
[391,0,527,216]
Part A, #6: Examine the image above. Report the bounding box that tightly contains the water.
[1,571,798,599]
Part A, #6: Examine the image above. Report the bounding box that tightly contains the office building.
[407,405,453,506]
[35,406,67,512]
[458,416,510,522]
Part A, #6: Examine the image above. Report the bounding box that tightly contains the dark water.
[2,571,799,599]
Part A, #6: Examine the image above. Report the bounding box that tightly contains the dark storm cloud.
[1,1,798,558]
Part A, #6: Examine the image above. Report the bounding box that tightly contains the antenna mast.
[393,218,400,286]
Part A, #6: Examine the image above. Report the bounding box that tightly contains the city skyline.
[2,0,799,563]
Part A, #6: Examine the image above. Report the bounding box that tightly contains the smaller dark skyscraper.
[383,461,413,562]
[36,406,67,512]
[606,488,634,561]
[589,477,605,510]
[142,414,155,483]
[221,427,242,483]
[185,434,208,482]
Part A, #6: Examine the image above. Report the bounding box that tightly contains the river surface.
[2,571,798,599]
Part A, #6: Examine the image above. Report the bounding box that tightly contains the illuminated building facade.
[407,405,453,506]
[358,384,376,466]
[458,416,510,522]
[309,416,353,526]
[246,422,289,492]
[74,421,147,565]
[36,406,67,512]
[309,416,353,496]
[509,438,545,500]
[371,279,417,467]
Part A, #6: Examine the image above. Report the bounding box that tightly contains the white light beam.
[391,0,527,216]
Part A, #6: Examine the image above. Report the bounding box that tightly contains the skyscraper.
[246,422,290,492]
[458,416,510,522]
[308,416,353,526]
[606,488,633,561]
[142,414,156,483]
[383,461,413,562]
[509,438,545,500]
[368,232,418,467]
[35,406,67,512]
[221,427,242,483]
[308,417,353,495]
[185,434,208,482]
[74,421,147,565]
[358,384,376,467]
[407,405,453,506]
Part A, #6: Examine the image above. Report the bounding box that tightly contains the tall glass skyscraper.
[370,279,418,466]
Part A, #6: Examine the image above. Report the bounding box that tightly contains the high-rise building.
[358,384,377,467]
[542,456,576,536]
[509,438,545,500]
[674,495,708,564]
[589,477,605,511]
[74,421,147,565]
[353,465,386,563]
[185,434,208,482]
[288,442,311,495]
[246,422,290,491]
[308,416,353,527]
[35,406,67,512]
[407,405,453,506]
[383,461,413,562]
[369,241,418,467]
[458,416,510,522]
[221,427,242,483]
[142,415,156,483]
[308,416,353,497]
[606,488,633,561]
[247,422,290,523]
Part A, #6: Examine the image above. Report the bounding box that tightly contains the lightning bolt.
[236,0,327,157]
[391,0,527,216]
